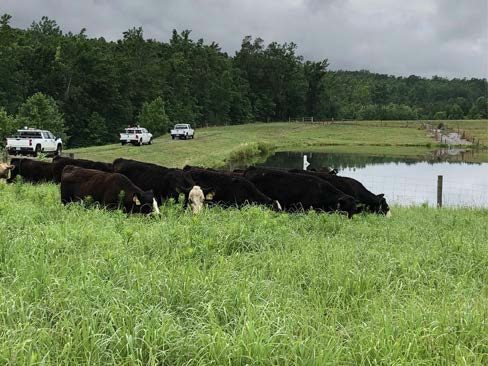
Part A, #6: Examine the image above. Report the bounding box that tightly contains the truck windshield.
[126,129,142,134]
[18,131,42,138]
[175,125,188,129]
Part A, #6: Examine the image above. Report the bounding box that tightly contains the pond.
[257,151,488,208]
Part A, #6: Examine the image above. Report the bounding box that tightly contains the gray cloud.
[3,0,487,78]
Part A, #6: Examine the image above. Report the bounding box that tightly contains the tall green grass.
[0,182,487,365]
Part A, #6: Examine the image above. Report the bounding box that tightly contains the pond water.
[258,151,488,208]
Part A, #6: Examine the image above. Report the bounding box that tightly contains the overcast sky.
[3,0,488,78]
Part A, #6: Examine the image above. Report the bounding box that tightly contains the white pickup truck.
[170,124,194,140]
[120,126,153,146]
[6,128,63,157]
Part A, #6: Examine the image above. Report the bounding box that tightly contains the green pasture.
[68,120,488,168]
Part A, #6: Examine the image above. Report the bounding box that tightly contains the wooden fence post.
[437,175,443,208]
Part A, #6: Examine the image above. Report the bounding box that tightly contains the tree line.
[0,15,486,148]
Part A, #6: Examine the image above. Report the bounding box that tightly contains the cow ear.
[377,193,385,198]
[133,193,141,205]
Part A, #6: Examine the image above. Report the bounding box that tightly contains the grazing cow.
[112,158,204,213]
[7,158,54,183]
[244,167,357,217]
[60,165,159,214]
[289,169,390,216]
[0,163,14,180]
[183,166,282,211]
[52,156,113,183]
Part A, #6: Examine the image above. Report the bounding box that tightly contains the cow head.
[272,200,282,211]
[132,190,158,215]
[188,185,205,214]
[172,171,197,201]
[376,193,391,217]
[336,195,357,218]
[0,163,14,179]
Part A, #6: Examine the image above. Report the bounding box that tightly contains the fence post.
[437,175,443,208]
[303,155,310,170]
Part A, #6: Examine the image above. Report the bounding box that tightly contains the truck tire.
[121,141,127,146]
[191,134,194,139]
[139,139,142,146]
[33,144,41,157]
[171,135,175,140]
[55,144,62,156]
[148,138,152,145]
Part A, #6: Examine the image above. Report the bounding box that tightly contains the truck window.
[19,131,42,138]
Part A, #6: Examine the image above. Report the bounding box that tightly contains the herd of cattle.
[0,156,390,218]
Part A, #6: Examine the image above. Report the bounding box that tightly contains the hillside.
[68,120,488,167]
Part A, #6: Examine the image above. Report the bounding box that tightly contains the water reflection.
[259,151,488,207]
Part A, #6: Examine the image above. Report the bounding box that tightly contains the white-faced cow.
[183,166,282,211]
[0,163,14,180]
[113,158,204,213]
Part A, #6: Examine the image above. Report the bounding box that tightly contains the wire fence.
[346,173,488,208]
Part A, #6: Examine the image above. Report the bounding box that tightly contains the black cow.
[60,165,158,214]
[52,156,113,183]
[183,166,282,211]
[7,158,54,183]
[244,167,357,217]
[289,169,390,215]
[112,158,204,212]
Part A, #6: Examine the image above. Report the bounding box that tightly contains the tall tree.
[17,92,66,140]
[137,97,170,136]
[0,107,18,146]
[304,60,329,117]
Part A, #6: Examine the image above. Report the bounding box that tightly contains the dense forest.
[0,15,486,147]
